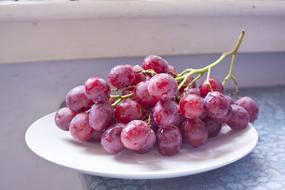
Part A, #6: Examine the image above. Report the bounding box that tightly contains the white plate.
[25,113,258,179]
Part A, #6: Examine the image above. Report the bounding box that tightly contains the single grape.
[181,118,208,147]
[115,99,142,124]
[84,77,111,103]
[136,130,156,154]
[54,107,75,131]
[236,96,259,122]
[134,81,158,108]
[199,78,224,97]
[179,94,205,119]
[203,117,222,138]
[101,123,125,154]
[226,104,250,130]
[153,100,181,127]
[132,65,146,85]
[142,55,169,73]
[89,103,114,132]
[108,65,135,89]
[65,85,93,112]
[187,88,200,96]
[156,125,182,156]
[222,104,233,123]
[69,112,94,142]
[121,120,152,151]
[148,73,178,101]
[204,91,230,120]
[225,95,234,104]
[167,65,177,76]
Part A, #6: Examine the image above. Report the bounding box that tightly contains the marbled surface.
[80,86,285,190]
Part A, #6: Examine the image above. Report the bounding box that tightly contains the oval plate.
[25,113,258,179]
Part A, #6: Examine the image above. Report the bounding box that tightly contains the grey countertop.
[1,55,285,190]
[80,86,285,190]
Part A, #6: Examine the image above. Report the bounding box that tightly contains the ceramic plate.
[25,113,258,179]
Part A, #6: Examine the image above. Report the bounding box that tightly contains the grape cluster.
[55,54,259,156]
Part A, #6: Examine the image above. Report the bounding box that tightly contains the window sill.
[0,0,285,64]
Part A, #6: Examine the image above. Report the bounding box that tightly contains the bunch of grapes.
[54,31,259,156]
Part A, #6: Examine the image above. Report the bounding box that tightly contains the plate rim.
[25,112,258,179]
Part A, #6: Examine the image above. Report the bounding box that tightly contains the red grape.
[199,78,224,97]
[225,95,234,104]
[222,104,233,123]
[156,125,182,156]
[236,96,259,122]
[108,65,135,89]
[89,103,114,132]
[65,85,93,112]
[115,99,142,124]
[204,91,230,120]
[167,65,177,76]
[84,77,110,103]
[136,130,156,154]
[153,100,181,127]
[69,112,94,142]
[132,65,146,85]
[179,94,205,119]
[203,117,222,138]
[181,118,208,147]
[133,81,158,108]
[121,120,152,151]
[187,88,200,96]
[101,123,125,154]
[148,73,178,101]
[226,104,250,130]
[55,107,75,131]
[142,55,169,73]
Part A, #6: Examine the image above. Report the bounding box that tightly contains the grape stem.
[109,30,245,105]
[139,69,157,76]
[111,93,133,107]
[111,85,135,93]
[176,30,245,94]
[147,113,152,127]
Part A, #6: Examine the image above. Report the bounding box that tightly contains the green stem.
[231,75,240,98]
[206,67,213,92]
[221,30,245,93]
[147,113,152,127]
[178,71,194,90]
[222,53,236,86]
[176,30,245,96]
[111,98,122,107]
[111,93,133,107]
[177,68,192,77]
[110,93,133,99]
[141,69,157,76]
[185,74,202,91]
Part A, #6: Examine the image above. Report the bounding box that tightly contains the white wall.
[0,52,285,190]
[1,1,285,64]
